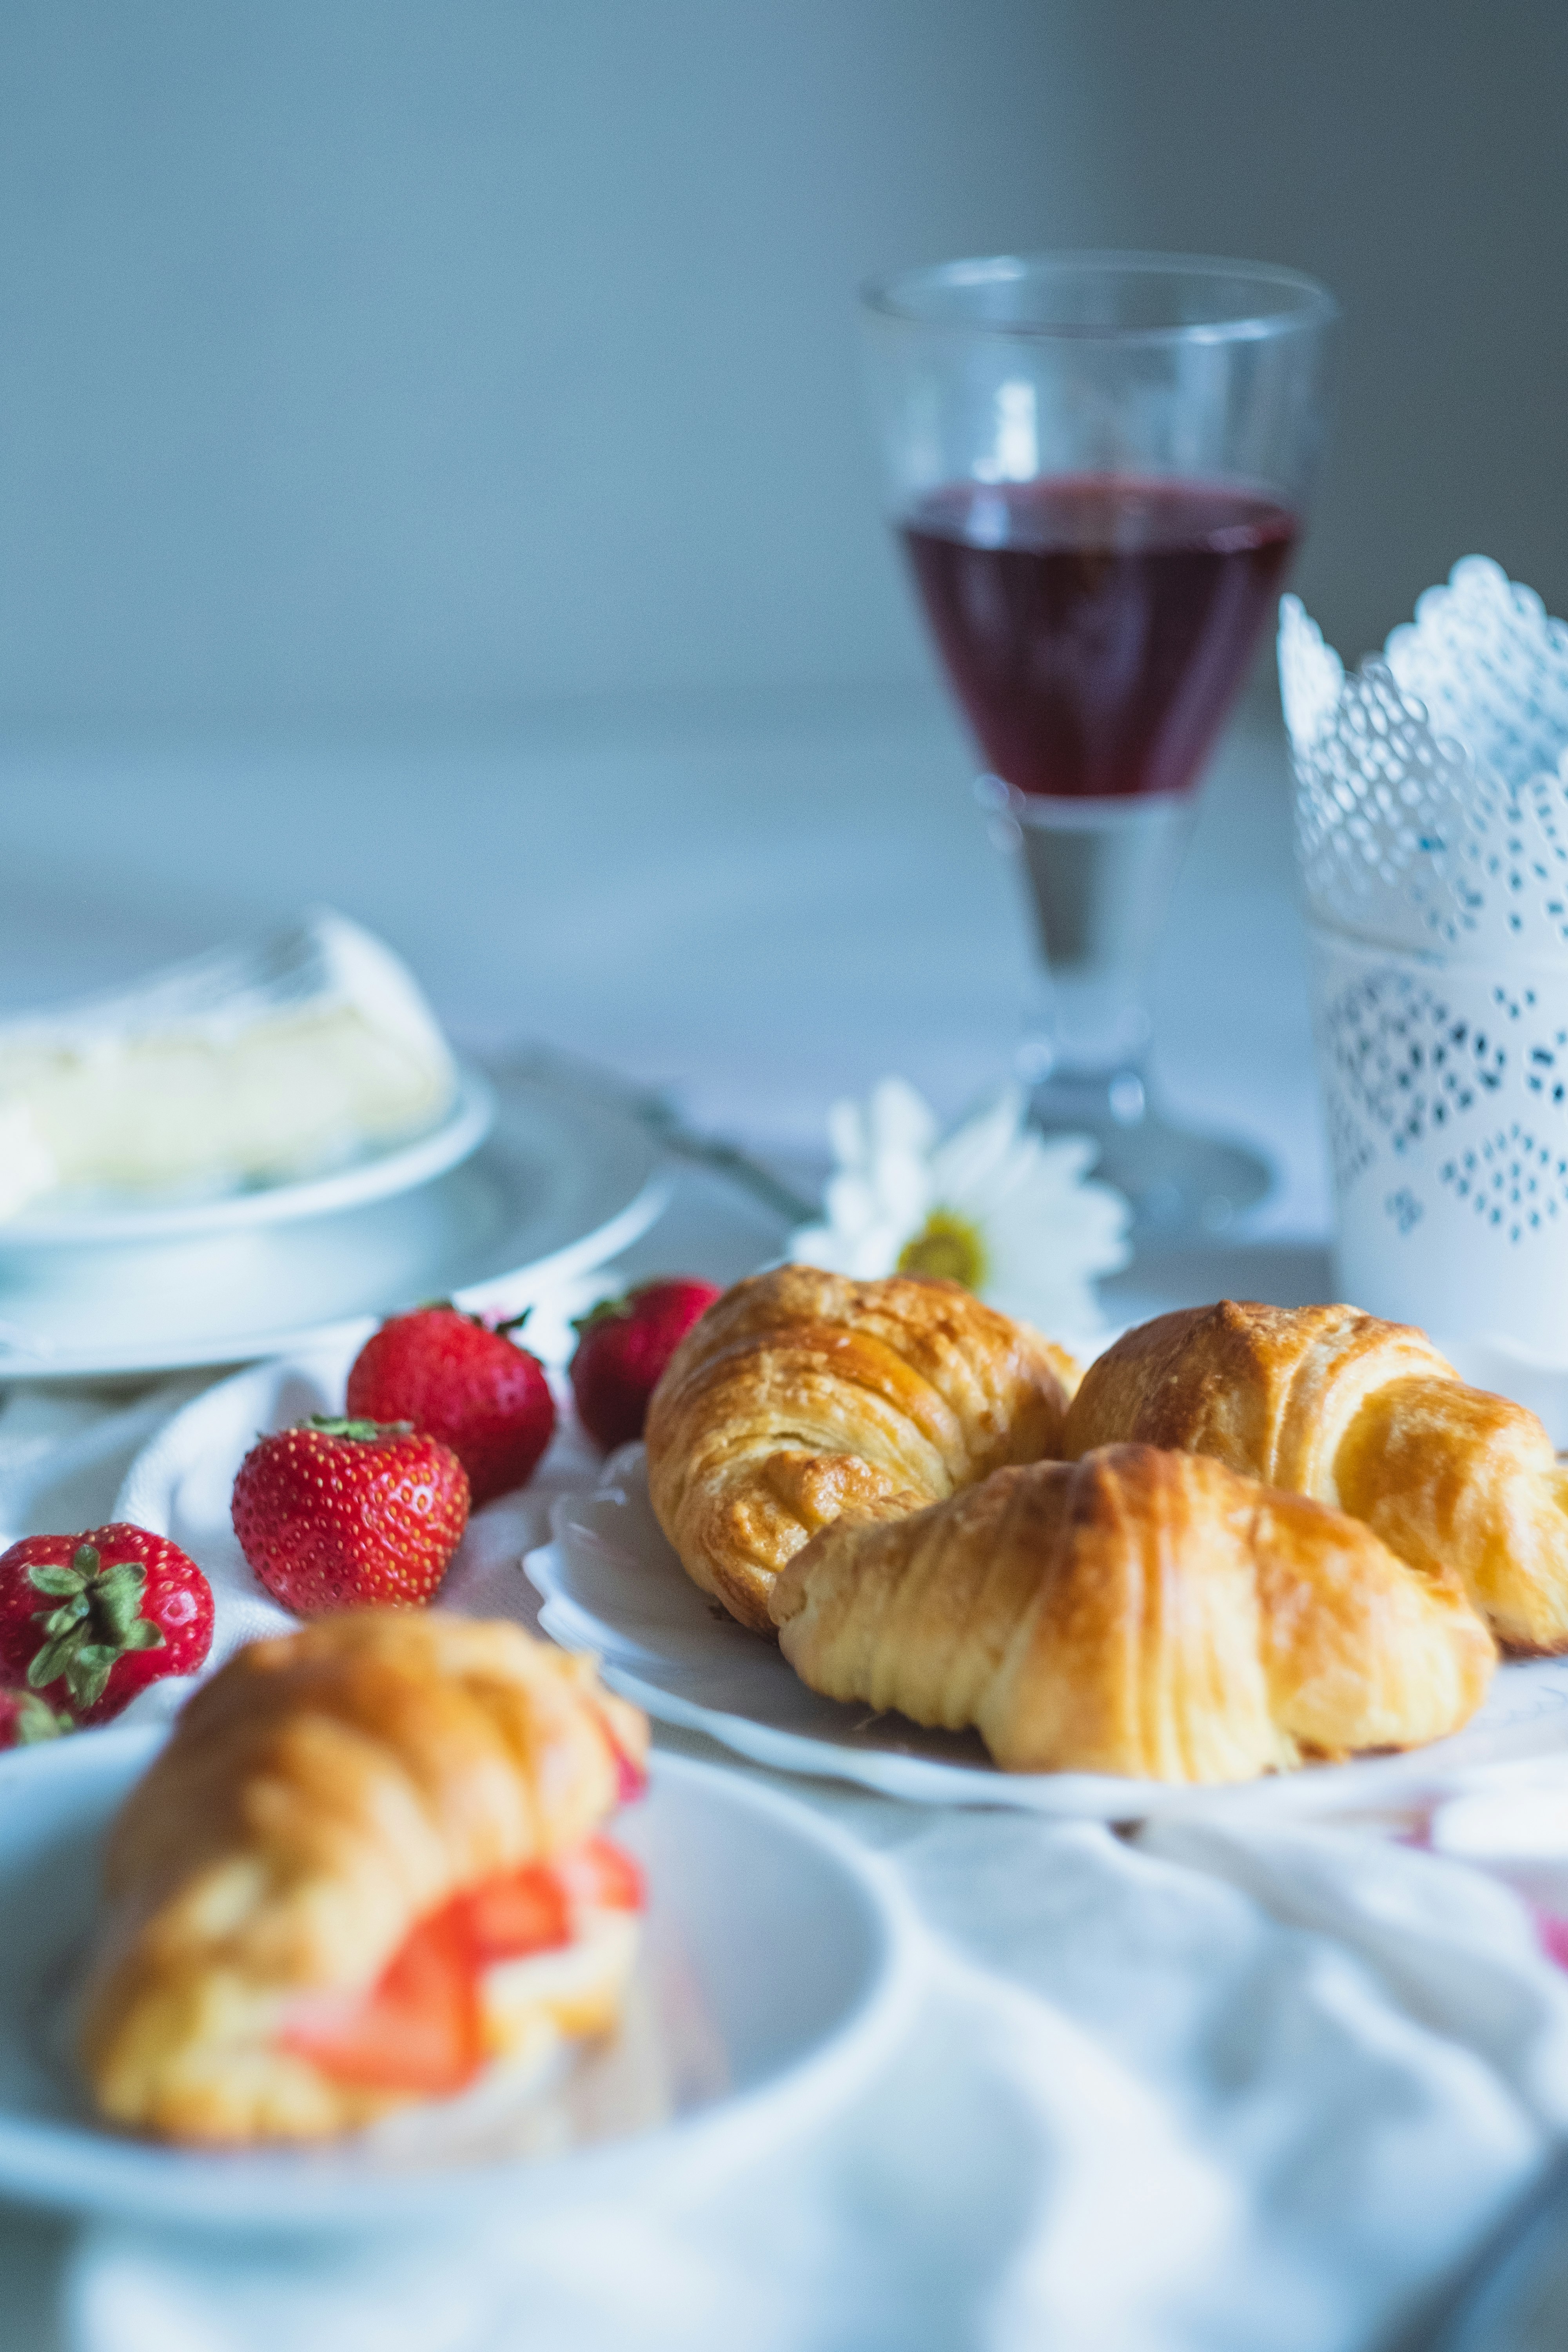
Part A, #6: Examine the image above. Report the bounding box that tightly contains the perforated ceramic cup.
[1282,563,1568,1350]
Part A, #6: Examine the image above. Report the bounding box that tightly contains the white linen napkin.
[64,1948,1232,2352]
[0,1375,206,1553]
[64,1792,1568,2352]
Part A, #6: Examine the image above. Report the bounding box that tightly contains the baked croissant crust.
[1063,1299,1568,1654]
[769,1444,1495,1781]
[80,1610,649,2143]
[644,1265,1079,1633]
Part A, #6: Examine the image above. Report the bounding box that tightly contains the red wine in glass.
[901,474,1298,801]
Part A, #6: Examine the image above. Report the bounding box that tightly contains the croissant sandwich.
[645,1265,1079,1633]
[769,1444,1495,1783]
[79,1610,650,2143]
[1064,1299,1568,1655]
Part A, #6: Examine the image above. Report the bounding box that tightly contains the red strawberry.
[345,1305,556,1507]
[570,1278,722,1451]
[0,1523,214,1726]
[555,1833,646,1913]
[0,1688,71,1748]
[231,1417,470,1615]
[459,1865,572,1962]
[281,1902,482,2095]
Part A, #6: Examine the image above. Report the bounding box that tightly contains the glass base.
[1026,1071,1271,1238]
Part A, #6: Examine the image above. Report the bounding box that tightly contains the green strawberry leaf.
[36,1599,89,1639]
[92,1566,148,1643]
[23,1550,160,1708]
[28,1630,82,1690]
[15,1694,69,1744]
[26,1564,90,1599]
[65,1642,121,1711]
[304,1416,415,1442]
[570,1293,626,1339]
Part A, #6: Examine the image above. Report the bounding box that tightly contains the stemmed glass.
[862,252,1337,1232]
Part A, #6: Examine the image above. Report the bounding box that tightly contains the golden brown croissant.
[80,1610,650,2143]
[644,1265,1079,1633]
[1064,1300,1568,1654]
[769,1443,1495,1782]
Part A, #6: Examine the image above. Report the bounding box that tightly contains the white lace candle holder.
[1282,559,1568,1349]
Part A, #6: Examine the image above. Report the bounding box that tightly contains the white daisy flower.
[789,1076,1130,1340]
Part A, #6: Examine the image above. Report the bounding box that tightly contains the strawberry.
[460,1865,573,1962]
[345,1304,556,1507]
[555,1833,646,1914]
[569,1278,722,1450]
[0,1688,71,1748]
[231,1417,470,1615]
[281,1903,482,2095]
[0,1523,214,1726]
[278,1830,647,2095]
[457,1835,643,1961]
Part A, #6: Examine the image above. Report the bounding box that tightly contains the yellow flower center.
[897,1209,988,1292]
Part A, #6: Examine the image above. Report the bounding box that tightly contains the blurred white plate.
[0,1731,914,2233]
[0,1075,667,1381]
[525,1449,1568,1823]
[0,1064,496,1247]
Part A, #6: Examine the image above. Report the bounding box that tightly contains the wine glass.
[861,252,1338,1232]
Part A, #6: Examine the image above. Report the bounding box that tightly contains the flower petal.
[796,1072,1128,1330]
[867,1076,939,1161]
[928,1087,1024,1201]
[826,1097,870,1173]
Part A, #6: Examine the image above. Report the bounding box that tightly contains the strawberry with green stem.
[232,1417,470,1615]
[0,1523,214,1726]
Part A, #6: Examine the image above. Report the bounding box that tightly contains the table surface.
[0,694,1351,2348]
[0,684,1327,1236]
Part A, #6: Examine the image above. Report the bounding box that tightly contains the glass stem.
[980,781,1197,1113]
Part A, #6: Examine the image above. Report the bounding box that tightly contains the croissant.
[80,1610,650,2143]
[644,1265,1079,1633]
[1063,1300,1568,1654]
[769,1443,1495,1782]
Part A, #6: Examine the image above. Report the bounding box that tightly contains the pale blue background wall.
[0,0,1563,726]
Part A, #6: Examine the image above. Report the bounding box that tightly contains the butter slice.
[0,909,458,1216]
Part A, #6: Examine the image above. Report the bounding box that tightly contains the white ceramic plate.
[0,1065,497,1247]
[0,1074,668,1381]
[0,1731,915,2233]
[525,1448,1568,1824]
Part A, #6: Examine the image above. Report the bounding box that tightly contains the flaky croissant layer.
[1064,1299,1568,1654]
[770,1445,1495,1783]
[645,1265,1079,1633]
